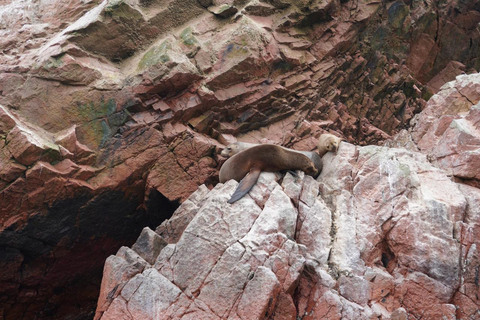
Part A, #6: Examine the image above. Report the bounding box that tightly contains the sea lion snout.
[220,146,233,157]
[327,140,340,153]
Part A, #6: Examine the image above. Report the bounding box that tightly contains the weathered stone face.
[1,0,480,318]
[95,133,480,319]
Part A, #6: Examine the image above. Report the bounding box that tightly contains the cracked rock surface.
[96,126,480,319]
[2,0,480,318]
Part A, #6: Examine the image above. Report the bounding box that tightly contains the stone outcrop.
[1,0,480,318]
[95,135,480,319]
[388,73,480,188]
[95,72,480,319]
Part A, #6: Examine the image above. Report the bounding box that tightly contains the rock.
[390,307,408,320]
[208,4,238,18]
[0,104,16,134]
[427,61,466,93]
[96,132,480,318]
[197,0,212,8]
[135,38,203,98]
[145,131,219,202]
[6,125,61,166]
[94,246,149,319]
[131,227,167,265]
[97,174,309,319]
[244,2,277,17]
[2,0,480,318]
[338,275,370,305]
[31,54,103,85]
[236,266,281,319]
[406,73,480,185]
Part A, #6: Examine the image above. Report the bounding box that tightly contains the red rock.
[0,104,16,134]
[272,292,296,320]
[145,132,218,202]
[3,0,480,318]
[422,304,456,320]
[407,35,437,79]
[427,61,466,93]
[6,125,60,166]
[0,140,26,184]
[171,92,203,120]
[32,54,103,85]
[152,100,170,112]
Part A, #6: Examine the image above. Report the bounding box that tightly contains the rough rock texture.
[95,138,480,319]
[388,73,480,188]
[2,0,480,318]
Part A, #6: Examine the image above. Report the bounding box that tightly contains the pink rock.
[97,131,480,318]
[338,274,370,305]
[131,227,167,265]
[407,74,480,186]
[94,247,148,319]
[236,267,281,319]
[155,185,210,244]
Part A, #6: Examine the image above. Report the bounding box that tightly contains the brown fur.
[317,133,342,157]
[219,144,318,183]
[221,141,323,178]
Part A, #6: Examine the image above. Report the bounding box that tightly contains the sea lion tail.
[227,168,261,204]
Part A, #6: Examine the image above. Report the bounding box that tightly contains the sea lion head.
[325,136,341,153]
[220,143,238,157]
[318,134,342,155]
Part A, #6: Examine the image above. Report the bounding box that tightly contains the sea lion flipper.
[227,168,261,204]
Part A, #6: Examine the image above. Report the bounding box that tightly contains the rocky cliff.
[95,73,480,319]
[1,0,480,319]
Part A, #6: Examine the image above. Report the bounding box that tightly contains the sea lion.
[221,141,323,178]
[219,144,318,203]
[317,133,342,157]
